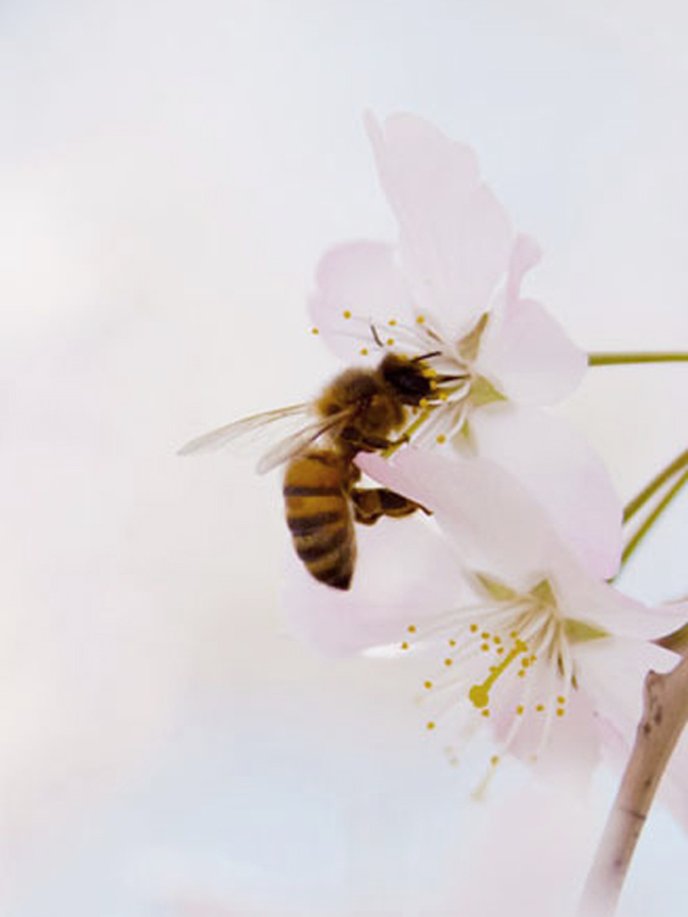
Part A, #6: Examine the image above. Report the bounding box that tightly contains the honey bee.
[179,351,455,589]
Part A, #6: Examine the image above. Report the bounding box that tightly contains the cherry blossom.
[285,448,686,787]
[308,113,621,578]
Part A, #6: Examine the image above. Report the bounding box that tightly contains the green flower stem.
[621,470,688,569]
[623,447,688,524]
[588,352,688,366]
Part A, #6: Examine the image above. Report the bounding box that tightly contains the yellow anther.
[360,347,368,356]
[517,670,525,678]
[496,647,504,655]
[310,327,319,335]
[444,658,453,667]
[386,337,395,346]
[419,398,428,408]
[480,643,490,652]
[493,636,502,644]
[436,434,447,444]
[557,695,566,704]
[388,318,397,326]
[342,310,352,319]
[470,624,479,633]
[481,709,490,718]
[438,390,449,401]
[426,721,436,730]
[424,680,433,690]
[401,641,409,650]
[407,625,417,633]
[448,638,457,647]
[481,632,490,640]
[510,630,519,639]
[535,704,545,712]
[416,315,426,324]
[516,704,524,715]
[490,755,500,767]
[556,708,565,718]
[522,657,531,668]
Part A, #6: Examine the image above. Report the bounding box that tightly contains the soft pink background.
[2,1,687,914]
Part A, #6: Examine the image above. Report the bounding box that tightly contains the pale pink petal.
[358,449,558,590]
[469,404,623,579]
[555,569,688,640]
[281,513,465,656]
[503,233,542,310]
[493,680,600,785]
[580,639,688,829]
[477,298,587,404]
[576,637,680,751]
[365,112,513,335]
[308,240,413,362]
[533,687,601,784]
[455,778,597,917]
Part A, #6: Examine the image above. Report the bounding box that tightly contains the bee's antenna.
[369,323,384,348]
[435,373,469,383]
[411,350,442,363]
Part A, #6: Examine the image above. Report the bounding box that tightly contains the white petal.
[308,240,413,362]
[555,570,688,640]
[280,513,466,656]
[477,298,587,405]
[365,112,513,335]
[575,636,680,747]
[503,233,542,310]
[469,404,623,579]
[580,638,688,830]
[358,449,559,590]
[492,681,600,785]
[455,778,598,917]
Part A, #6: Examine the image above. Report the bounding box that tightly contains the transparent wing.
[178,402,353,475]
[178,403,313,457]
[256,411,351,474]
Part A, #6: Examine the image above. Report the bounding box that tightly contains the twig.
[578,654,688,916]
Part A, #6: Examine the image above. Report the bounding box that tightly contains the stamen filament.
[531,620,564,759]
[384,407,434,456]
[469,638,528,709]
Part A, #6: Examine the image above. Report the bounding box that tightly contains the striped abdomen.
[283,451,355,590]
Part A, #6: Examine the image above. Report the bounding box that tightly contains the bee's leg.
[339,426,392,453]
[386,431,411,448]
[351,487,431,526]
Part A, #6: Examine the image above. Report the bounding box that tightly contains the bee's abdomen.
[283,452,355,590]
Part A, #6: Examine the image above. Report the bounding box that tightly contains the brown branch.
[578,654,688,916]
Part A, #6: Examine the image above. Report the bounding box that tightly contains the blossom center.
[403,574,581,764]
[311,306,510,449]
[468,636,528,709]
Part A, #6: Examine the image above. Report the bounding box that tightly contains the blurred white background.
[1,1,687,914]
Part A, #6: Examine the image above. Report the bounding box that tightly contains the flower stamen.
[468,637,528,710]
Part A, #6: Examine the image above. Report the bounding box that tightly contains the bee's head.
[379,353,436,405]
